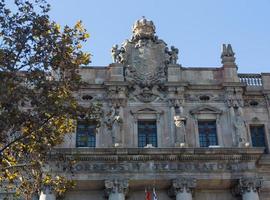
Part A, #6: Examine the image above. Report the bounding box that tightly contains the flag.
[145,188,151,200]
[153,188,158,200]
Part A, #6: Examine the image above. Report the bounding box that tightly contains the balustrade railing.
[238,73,262,86]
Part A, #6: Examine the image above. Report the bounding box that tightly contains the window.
[198,121,218,147]
[250,125,266,147]
[76,121,96,147]
[138,120,157,147]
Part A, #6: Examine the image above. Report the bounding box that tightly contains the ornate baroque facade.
[16,18,270,200]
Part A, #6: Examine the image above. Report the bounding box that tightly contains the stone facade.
[3,17,270,200]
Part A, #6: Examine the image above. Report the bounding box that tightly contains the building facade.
[40,18,270,200]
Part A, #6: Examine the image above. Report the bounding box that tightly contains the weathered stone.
[7,17,269,200]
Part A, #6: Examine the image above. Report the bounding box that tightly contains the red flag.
[145,189,151,200]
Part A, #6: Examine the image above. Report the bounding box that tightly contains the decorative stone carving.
[130,84,163,102]
[110,17,180,103]
[221,44,236,65]
[123,39,168,86]
[233,177,263,197]
[107,86,127,105]
[185,93,224,102]
[168,46,179,64]
[244,97,266,107]
[170,98,186,146]
[104,179,129,197]
[103,106,123,146]
[189,105,223,116]
[111,45,120,63]
[111,45,125,63]
[168,177,196,197]
[225,87,244,108]
[233,111,248,147]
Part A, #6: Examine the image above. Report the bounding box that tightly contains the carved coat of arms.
[111,17,179,102]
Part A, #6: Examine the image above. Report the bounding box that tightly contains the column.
[169,178,196,200]
[235,177,263,200]
[105,179,129,200]
[39,186,56,200]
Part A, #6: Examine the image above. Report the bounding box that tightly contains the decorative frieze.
[184,93,224,102]
[69,161,252,174]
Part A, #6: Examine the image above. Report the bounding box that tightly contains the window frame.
[137,119,158,148]
[76,120,97,148]
[249,124,266,148]
[198,120,218,147]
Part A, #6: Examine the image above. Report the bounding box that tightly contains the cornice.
[49,148,264,162]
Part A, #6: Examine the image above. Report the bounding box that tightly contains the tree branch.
[0,115,55,155]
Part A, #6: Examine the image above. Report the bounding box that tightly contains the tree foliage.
[0,0,99,198]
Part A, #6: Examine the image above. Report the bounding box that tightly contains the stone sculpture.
[233,111,248,147]
[111,45,120,63]
[170,46,179,64]
[114,17,180,103]
[104,106,122,146]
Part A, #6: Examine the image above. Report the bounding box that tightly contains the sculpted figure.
[119,47,126,63]
[111,44,121,63]
[173,101,186,146]
[111,107,122,145]
[104,107,116,130]
[104,106,123,146]
[233,112,247,147]
[170,46,179,64]
[174,117,186,146]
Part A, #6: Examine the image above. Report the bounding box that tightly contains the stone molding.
[233,177,263,196]
[104,179,129,197]
[189,105,223,115]
[168,177,196,196]
[49,148,264,162]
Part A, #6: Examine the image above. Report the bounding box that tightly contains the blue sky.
[47,0,270,73]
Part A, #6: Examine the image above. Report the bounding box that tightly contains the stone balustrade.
[238,73,262,86]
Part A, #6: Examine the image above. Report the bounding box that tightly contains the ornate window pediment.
[190,105,223,115]
[130,107,163,115]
